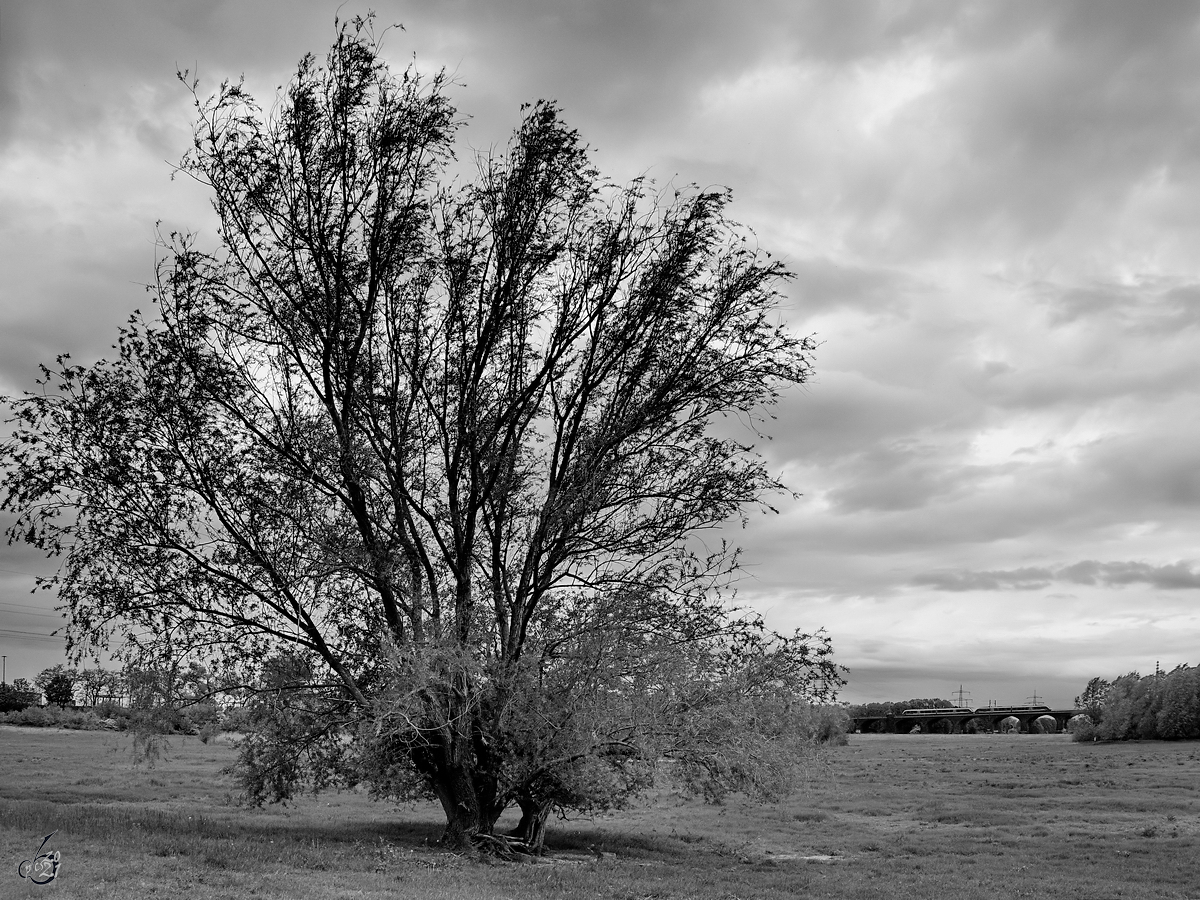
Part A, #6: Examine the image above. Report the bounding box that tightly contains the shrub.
[59,709,106,730]
[96,703,136,729]
[2,705,54,727]
[796,704,851,745]
[0,705,107,729]
[179,701,221,736]
[1069,717,1097,742]
[219,706,256,733]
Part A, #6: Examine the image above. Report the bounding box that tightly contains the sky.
[2,0,1199,707]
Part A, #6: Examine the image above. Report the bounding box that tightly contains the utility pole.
[2,655,5,686]
[952,684,972,708]
[1026,690,1043,706]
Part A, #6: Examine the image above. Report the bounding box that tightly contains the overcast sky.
[3,0,1199,707]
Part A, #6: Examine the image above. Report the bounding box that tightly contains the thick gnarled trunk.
[510,794,552,854]
[432,772,488,848]
[421,730,503,849]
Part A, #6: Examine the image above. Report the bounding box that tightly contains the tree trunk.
[423,740,506,850]
[510,794,552,854]
[432,768,489,848]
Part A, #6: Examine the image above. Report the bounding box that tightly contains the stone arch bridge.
[852,708,1086,735]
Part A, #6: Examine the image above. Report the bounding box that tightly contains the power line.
[0,628,65,644]
[0,602,61,619]
[0,566,44,578]
[0,605,64,620]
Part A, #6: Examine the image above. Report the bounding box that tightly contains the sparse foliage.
[76,667,119,706]
[0,18,838,849]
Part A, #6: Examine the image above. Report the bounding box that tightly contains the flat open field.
[1,727,1197,899]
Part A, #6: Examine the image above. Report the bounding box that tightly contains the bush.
[0,705,108,729]
[219,706,257,733]
[59,709,106,730]
[96,702,136,729]
[1,706,53,727]
[179,701,222,736]
[797,704,851,745]
[126,707,189,735]
[1069,716,1097,742]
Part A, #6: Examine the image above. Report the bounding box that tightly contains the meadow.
[0,726,1197,899]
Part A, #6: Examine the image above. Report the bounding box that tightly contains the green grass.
[1,727,1198,898]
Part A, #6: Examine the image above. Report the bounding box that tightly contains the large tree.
[1,19,839,850]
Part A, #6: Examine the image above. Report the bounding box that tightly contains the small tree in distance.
[43,672,76,708]
[0,17,840,851]
[35,664,77,708]
[76,666,120,706]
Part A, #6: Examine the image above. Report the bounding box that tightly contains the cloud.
[6,0,1200,708]
[1061,560,1200,590]
[916,560,1200,592]
[913,567,1056,592]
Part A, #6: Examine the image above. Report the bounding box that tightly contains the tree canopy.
[0,18,839,851]
[0,679,40,713]
[36,666,77,708]
[1072,666,1200,741]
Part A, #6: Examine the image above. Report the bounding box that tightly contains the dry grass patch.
[1,727,1198,898]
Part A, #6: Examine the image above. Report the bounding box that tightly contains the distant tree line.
[0,664,132,710]
[1072,665,1200,741]
[0,662,221,713]
[848,698,954,720]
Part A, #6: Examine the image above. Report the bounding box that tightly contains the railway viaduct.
[851,708,1086,734]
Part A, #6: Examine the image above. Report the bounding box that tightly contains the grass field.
[1,727,1197,899]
